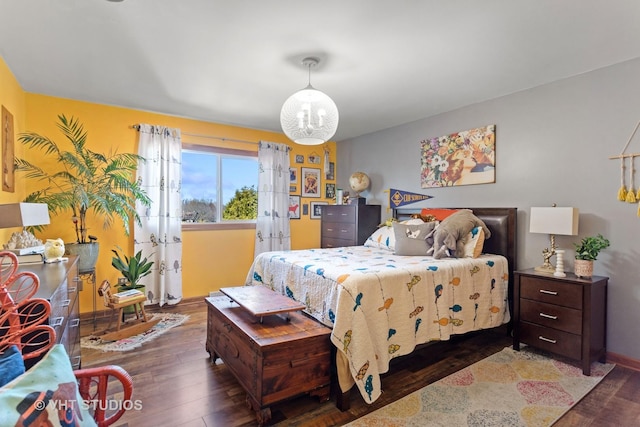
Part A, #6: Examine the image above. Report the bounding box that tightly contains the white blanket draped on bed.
[245,245,510,404]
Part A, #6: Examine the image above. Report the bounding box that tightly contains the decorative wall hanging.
[609,120,640,216]
[420,124,496,188]
[289,167,298,184]
[388,188,433,209]
[1,106,15,193]
[301,167,321,197]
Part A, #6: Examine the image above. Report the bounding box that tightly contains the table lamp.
[0,203,51,254]
[529,206,579,276]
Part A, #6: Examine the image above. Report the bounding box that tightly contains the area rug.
[80,313,189,352]
[346,346,614,427]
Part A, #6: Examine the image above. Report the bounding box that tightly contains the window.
[182,143,258,228]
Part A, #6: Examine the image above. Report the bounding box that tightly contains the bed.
[245,207,517,406]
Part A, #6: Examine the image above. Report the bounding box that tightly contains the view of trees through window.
[182,145,258,223]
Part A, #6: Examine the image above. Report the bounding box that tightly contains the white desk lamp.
[529,206,579,277]
[0,203,51,254]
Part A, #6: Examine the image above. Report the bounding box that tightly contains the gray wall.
[337,57,640,361]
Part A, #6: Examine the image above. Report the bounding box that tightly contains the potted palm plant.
[573,234,610,278]
[111,247,153,314]
[15,114,151,271]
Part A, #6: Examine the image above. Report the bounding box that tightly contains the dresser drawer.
[520,276,582,309]
[519,322,581,360]
[321,205,355,223]
[520,299,582,335]
[322,222,356,240]
[321,237,354,248]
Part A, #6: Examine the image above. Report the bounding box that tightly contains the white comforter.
[245,245,509,403]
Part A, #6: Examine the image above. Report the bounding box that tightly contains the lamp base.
[534,264,556,274]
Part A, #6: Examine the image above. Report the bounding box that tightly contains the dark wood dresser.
[19,256,82,369]
[205,293,331,426]
[512,268,607,375]
[320,204,381,248]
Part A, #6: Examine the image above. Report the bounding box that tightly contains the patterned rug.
[80,313,189,352]
[346,346,614,427]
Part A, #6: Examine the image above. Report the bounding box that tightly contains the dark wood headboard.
[393,207,518,298]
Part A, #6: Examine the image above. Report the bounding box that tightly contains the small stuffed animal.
[44,238,66,262]
[427,210,491,259]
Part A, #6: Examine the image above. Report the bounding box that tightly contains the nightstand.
[320,204,381,248]
[512,269,607,375]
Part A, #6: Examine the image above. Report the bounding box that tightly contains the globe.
[349,172,370,197]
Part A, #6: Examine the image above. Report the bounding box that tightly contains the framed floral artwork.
[310,201,327,219]
[420,124,496,188]
[301,167,321,198]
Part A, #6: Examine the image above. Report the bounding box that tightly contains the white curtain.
[134,124,183,306]
[255,141,291,256]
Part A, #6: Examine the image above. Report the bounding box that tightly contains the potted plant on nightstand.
[573,234,610,278]
[15,114,151,271]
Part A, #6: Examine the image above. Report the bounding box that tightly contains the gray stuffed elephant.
[427,209,491,259]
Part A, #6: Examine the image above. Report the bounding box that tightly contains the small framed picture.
[289,185,297,193]
[295,154,304,164]
[289,167,298,184]
[301,167,321,198]
[302,204,309,216]
[310,201,328,219]
[288,195,300,219]
[308,153,321,164]
[325,183,336,199]
[326,162,335,180]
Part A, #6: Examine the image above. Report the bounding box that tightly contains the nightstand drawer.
[519,322,581,360]
[322,222,356,240]
[520,276,582,309]
[520,299,582,335]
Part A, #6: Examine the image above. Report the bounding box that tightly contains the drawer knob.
[539,289,558,296]
[326,228,334,232]
[538,336,557,344]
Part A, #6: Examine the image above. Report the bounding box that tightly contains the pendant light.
[280,57,339,145]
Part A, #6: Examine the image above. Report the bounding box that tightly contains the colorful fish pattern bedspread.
[245,245,510,404]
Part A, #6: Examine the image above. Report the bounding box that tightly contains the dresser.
[19,256,82,369]
[320,204,381,248]
[512,269,607,375]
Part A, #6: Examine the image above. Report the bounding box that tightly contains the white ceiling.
[1,1,639,142]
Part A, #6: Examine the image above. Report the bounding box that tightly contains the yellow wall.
[0,56,336,314]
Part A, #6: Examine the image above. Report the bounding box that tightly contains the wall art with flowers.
[420,124,496,188]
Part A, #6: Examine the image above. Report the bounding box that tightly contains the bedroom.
[0,1,639,425]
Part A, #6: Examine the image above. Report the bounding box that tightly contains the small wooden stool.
[97,280,159,341]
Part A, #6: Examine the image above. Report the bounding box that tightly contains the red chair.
[0,251,134,426]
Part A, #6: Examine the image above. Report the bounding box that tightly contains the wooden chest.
[205,294,331,426]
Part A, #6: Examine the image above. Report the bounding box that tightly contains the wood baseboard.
[607,351,640,372]
[79,295,207,322]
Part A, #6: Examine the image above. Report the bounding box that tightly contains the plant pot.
[65,242,100,272]
[574,259,593,278]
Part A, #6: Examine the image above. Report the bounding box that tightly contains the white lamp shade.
[529,207,579,236]
[280,86,339,145]
[0,203,50,228]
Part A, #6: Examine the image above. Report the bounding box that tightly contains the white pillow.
[461,226,485,258]
[364,226,395,251]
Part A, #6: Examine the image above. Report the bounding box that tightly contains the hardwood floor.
[80,300,640,427]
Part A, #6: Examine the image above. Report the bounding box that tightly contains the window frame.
[181,143,258,231]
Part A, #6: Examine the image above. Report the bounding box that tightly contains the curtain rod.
[131,124,258,146]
